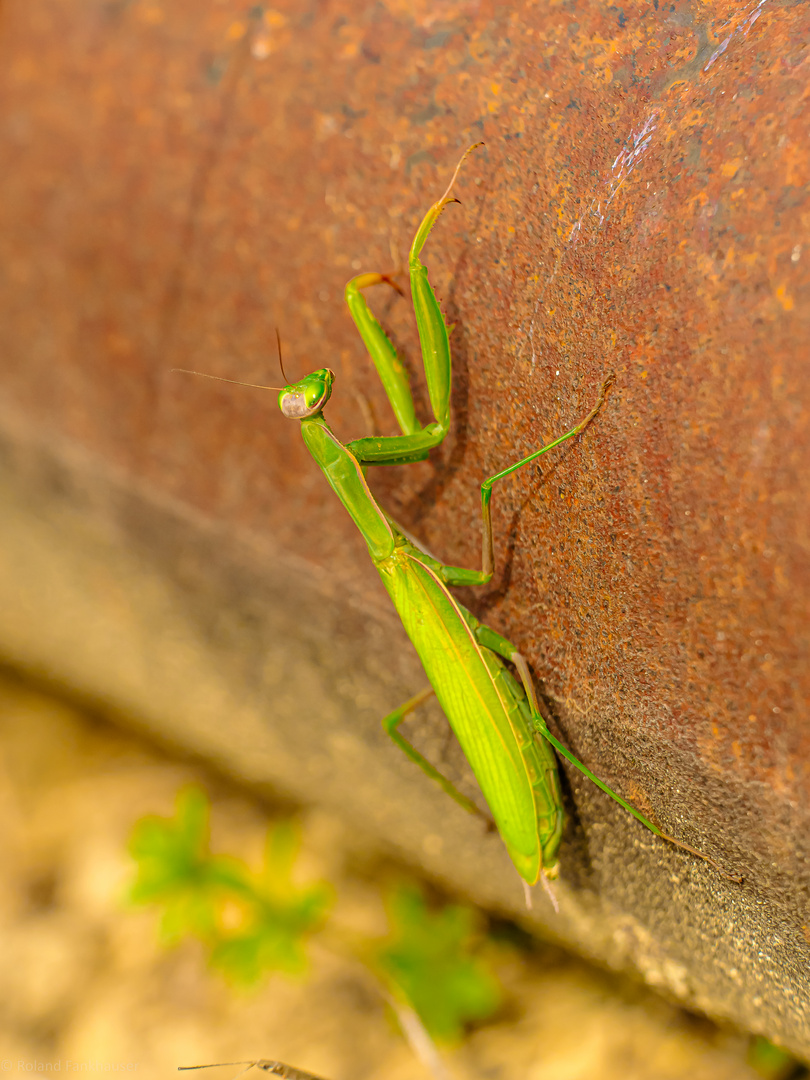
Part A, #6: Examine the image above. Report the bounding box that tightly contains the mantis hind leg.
[382,687,491,824]
[471,623,743,883]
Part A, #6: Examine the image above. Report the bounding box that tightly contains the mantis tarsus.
[179,144,741,892]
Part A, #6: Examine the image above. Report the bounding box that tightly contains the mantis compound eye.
[278,368,335,418]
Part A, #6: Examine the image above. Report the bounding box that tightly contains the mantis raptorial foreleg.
[342,145,481,467]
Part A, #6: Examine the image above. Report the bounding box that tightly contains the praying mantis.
[179,144,740,893]
[179,1061,329,1080]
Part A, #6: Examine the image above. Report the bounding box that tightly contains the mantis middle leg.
[382,687,490,822]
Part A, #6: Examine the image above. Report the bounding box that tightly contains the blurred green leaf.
[747,1036,803,1080]
[128,794,503,1038]
[371,883,502,1043]
[128,793,332,981]
[127,786,245,942]
[210,820,334,985]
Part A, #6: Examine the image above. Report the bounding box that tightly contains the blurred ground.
[0,667,793,1080]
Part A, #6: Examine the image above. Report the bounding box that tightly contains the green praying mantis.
[178,144,740,895]
[179,1061,329,1080]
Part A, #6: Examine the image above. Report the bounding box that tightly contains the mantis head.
[278,368,335,419]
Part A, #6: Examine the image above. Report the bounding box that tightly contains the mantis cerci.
[178,144,740,896]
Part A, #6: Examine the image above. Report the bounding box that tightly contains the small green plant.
[127,786,503,1045]
[747,1037,805,1080]
[369,883,502,1043]
[129,785,244,943]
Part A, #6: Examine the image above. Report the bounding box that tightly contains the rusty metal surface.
[1,0,808,1054]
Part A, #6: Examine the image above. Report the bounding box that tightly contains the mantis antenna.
[172,329,290,392]
[171,370,285,392]
[275,327,289,385]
